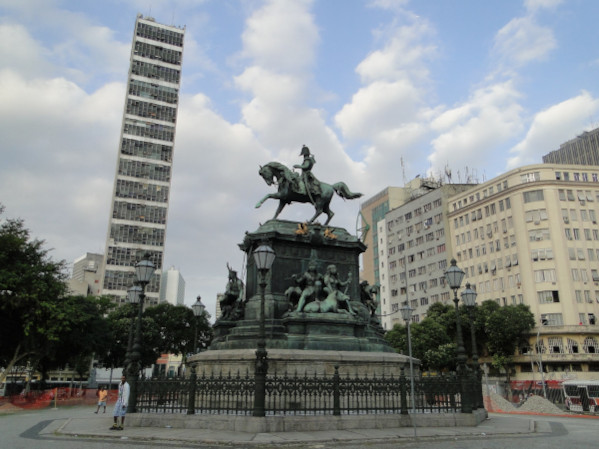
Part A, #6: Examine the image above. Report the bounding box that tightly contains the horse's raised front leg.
[256,193,277,208]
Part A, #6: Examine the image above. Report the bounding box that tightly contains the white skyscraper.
[160,267,186,305]
[101,15,185,304]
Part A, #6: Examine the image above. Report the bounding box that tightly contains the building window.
[541,313,563,326]
[523,190,544,203]
[538,290,559,303]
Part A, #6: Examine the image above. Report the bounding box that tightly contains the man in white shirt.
[110,375,130,430]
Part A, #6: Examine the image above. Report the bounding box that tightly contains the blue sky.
[1,0,598,317]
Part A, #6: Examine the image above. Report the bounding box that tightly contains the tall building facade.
[159,266,185,305]
[376,181,475,330]
[101,15,185,304]
[69,252,104,296]
[359,187,411,286]
[448,164,599,380]
[543,127,599,166]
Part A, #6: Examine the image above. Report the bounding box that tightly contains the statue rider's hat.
[300,145,310,157]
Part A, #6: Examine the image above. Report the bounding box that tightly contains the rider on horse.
[294,145,321,197]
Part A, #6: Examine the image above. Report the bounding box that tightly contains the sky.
[1,0,599,319]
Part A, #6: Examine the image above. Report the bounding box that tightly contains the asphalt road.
[2,405,599,449]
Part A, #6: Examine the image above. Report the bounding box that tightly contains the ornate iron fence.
[135,367,467,415]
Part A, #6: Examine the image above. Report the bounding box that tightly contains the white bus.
[562,380,599,413]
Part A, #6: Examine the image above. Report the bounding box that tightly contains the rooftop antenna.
[401,157,413,199]
[444,164,452,184]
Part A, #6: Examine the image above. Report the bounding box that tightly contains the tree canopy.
[385,299,535,375]
[100,302,213,373]
[0,207,113,382]
[0,207,215,382]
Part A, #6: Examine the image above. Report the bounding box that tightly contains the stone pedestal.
[284,313,392,352]
[189,348,414,378]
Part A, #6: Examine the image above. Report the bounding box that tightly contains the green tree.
[423,343,457,372]
[102,302,213,373]
[0,209,68,383]
[384,299,534,375]
[385,318,453,371]
[144,303,212,361]
[37,295,114,376]
[483,302,535,382]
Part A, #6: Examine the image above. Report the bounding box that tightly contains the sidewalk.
[54,412,549,445]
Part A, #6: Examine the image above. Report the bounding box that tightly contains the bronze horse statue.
[256,161,362,225]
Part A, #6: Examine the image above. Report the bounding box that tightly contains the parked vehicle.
[562,380,599,413]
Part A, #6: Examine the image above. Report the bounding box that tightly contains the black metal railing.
[135,367,469,416]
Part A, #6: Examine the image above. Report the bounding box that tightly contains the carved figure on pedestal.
[285,262,323,314]
[219,264,245,321]
[302,264,355,315]
[360,281,380,317]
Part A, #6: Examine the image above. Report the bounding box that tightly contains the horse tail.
[332,182,363,200]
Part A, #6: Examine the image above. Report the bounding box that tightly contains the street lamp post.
[400,303,416,413]
[252,244,275,417]
[536,326,547,398]
[124,285,142,373]
[187,295,205,416]
[127,256,155,413]
[191,296,206,354]
[461,283,483,409]
[444,258,472,413]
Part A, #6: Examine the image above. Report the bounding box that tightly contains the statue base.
[284,313,393,352]
[210,219,398,354]
[188,348,414,378]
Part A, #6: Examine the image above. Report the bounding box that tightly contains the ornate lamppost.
[400,303,416,413]
[461,283,483,409]
[444,258,472,413]
[127,256,155,413]
[187,295,205,415]
[252,244,275,417]
[191,296,205,354]
[123,285,142,373]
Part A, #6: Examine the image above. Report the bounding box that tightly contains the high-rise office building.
[101,15,185,304]
[376,181,474,330]
[543,127,599,166]
[69,252,104,296]
[160,266,185,305]
[359,187,407,286]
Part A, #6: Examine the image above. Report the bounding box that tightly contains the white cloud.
[493,16,556,67]
[356,21,436,84]
[0,23,53,78]
[525,0,563,13]
[428,81,524,174]
[240,0,318,74]
[507,91,599,168]
[335,80,422,141]
[0,68,122,263]
[368,0,410,12]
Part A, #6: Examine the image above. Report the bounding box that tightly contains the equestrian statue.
[255,145,362,225]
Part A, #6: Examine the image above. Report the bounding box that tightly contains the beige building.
[377,181,475,330]
[359,187,405,287]
[448,164,599,380]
